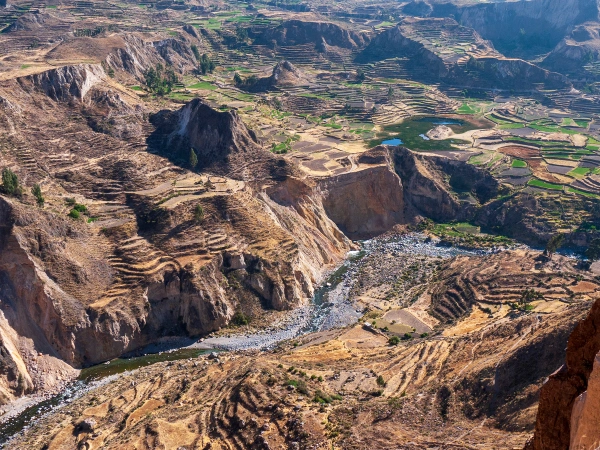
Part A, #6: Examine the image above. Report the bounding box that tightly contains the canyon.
[0,0,599,448]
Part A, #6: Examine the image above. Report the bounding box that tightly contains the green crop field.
[567,167,591,179]
[511,159,527,168]
[187,81,216,90]
[528,179,564,190]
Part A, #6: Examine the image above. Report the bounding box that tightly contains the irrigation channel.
[0,233,485,446]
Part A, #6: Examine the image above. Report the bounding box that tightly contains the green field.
[567,187,600,198]
[499,123,525,130]
[457,102,479,114]
[528,179,564,190]
[511,159,527,168]
[187,81,216,90]
[567,167,591,179]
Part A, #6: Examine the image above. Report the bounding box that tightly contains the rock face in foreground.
[528,298,600,449]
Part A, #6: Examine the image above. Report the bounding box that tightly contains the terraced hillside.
[8,246,595,449]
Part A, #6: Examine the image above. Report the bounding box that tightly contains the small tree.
[190,44,200,61]
[376,375,386,387]
[189,148,198,169]
[31,184,44,206]
[544,233,564,259]
[518,288,541,308]
[388,335,400,346]
[586,238,600,263]
[356,69,366,83]
[233,72,243,85]
[2,168,19,195]
[194,204,204,222]
[199,54,216,75]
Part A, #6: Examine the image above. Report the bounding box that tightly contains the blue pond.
[381,138,403,145]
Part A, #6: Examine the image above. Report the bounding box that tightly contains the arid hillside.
[7,247,596,449]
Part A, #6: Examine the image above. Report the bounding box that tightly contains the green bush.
[143,63,178,96]
[194,204,204,222]
[2,168,20,196]
[72,203,87,213]
[68,209,80,219]
[31,184,44,206]
[232,311,250,326]
[388,336,400,346]
[376,375,386,387]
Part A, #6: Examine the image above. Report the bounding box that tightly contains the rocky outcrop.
[402,0,433,17]
[527,298,600,450]
[243,61,310,92]
[392,146,466,223]
[149,98,298,181]
[17,64,105,102]
[542,23,600,77]
[255,19,370,50]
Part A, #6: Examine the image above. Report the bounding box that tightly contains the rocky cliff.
[542,23,600,78]
[527,298,600,450]
[149,98,277,177]
[320,148,407,240]
[431,0,599,56]
[255,19,370,50]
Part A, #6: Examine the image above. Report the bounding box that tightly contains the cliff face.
[432,0,599,56]
[256,19,370,49]
[542,23,600,77]
[320,151,407,240]
[528,298,600,450]
[148,98,301,183]
[17,64,105,102]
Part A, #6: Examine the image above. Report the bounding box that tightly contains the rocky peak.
[271,60,304,85]
[150,99,296,180]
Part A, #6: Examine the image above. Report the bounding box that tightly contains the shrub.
[194,204,204,222]
[68,209,80,219]
[231,311,250,326]
[2,168,20,195]
[376,375,386,387]
[198,54,216,74]
[190,44,200,61]
[31,184,44,206]
[420,333,429,338]
[189,148,198,169]
[388,336,400,346]
[73,203,87,213]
